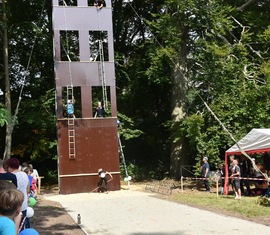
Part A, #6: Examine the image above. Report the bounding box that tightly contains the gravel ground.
[45,188,270,235]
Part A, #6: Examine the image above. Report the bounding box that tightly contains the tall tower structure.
[52,0,120,194]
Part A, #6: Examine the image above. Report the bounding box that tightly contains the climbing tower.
[52,0,120,194]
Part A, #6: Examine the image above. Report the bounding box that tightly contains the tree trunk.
[2,0,12,160]
[170,26,189,179]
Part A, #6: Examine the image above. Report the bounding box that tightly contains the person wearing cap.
[201,157,210,192]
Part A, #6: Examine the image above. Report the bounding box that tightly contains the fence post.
[216,178,219,198]
[38,176,44,194]
[181,176,183,194]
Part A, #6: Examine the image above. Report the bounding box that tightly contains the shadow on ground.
[31,197,86,235]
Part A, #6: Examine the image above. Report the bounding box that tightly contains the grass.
[144,180,270,225]
[170,192,270,217]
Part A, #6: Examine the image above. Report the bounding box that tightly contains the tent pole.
[224,153,229,195]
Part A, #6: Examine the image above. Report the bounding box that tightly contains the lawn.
[144,179,270,226]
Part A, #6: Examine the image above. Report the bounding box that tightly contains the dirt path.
[31,195,86,235]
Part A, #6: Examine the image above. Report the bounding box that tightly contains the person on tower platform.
[95,101,105,118]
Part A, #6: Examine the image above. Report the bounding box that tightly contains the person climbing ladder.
[66,96,76,118]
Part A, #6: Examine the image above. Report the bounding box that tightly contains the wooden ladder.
[99,40,108,109]
[68,117,76,159]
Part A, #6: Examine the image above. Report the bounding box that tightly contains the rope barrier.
[181,176,269,198]
[18,215,26,233]
[182,176,268,181]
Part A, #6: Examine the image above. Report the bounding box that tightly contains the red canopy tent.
[224,128,270,194]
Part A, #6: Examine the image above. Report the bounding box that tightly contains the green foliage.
[113,0,270,179]
[45,170,58,185]
[261,60,270,79]
[182,114,204,146]
[114,1,172,176]
[11,88,57,162]
[0,104,9,127]
[124,163,145,182]
[1,0,270,182]
[261,25,270,41]
[120,160,169,181]
[117,112,144,140]
[180,0,270,170]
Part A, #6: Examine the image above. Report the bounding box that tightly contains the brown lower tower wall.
[57,117,120,194]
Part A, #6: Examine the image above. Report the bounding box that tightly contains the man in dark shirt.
[94,0,106,10]
[0,159,17,187]
[97,168,113,193]
[95,101,105,117]
[201,157,210,192]
[240,155,251,196]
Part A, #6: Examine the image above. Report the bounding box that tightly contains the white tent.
[226,128,270,155]
[224,128,270,195]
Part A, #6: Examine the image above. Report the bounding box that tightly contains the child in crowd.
[29,167,38,198]
[0,189,24,235]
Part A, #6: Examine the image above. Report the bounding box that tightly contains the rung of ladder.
[67,116,76,159]
[69,149,76,158]
[69,142,75,147]
[68,119,74,125]
[69,148,75,154]
[69,154,75,159]
[67,86,73,99]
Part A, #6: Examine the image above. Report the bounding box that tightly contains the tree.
[113,0,172,179]
[0,103,8,127]
[139,0,270,177]
[1,0,270,182]
[0,0,12,160]
[178,0,270,172]
[0,0,56,175]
